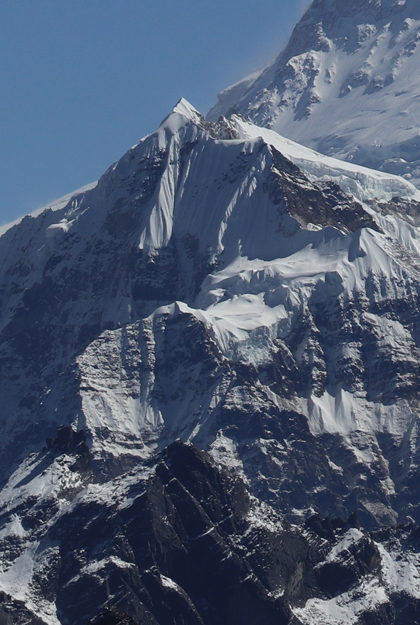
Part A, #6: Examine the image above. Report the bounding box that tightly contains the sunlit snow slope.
[208,0,420,187]
[1,100,420,529]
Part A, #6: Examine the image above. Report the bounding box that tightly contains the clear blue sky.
[0,0,309,225]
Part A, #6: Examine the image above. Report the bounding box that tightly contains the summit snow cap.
[172,97,202,119]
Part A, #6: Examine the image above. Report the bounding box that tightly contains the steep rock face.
[0,439,419,625]
[208,0,420,187]
[88,607,140,625]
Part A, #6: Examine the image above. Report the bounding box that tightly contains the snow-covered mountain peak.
[5,13,420,622]
[157,97,202,134]
[2,102,420,530]
[152,97,241,147]
[208,0,420,187]
[171,97,202,121]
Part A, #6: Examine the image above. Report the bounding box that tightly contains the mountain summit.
[1,99,420,531]
[3,80,420,621]
[208,0,420,187]
[4,4,420,625]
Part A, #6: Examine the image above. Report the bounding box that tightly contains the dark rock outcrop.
[0,440,418,625]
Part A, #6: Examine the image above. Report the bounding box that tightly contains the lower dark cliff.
[0,435,419,625]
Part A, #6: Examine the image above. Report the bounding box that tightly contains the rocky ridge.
[1,434,420,625]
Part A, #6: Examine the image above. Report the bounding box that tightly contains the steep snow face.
[2,100,420,526]
[208,0,420,187]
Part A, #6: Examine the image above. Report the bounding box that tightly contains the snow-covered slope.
[208,0,420,187]
[2,100,420,531]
